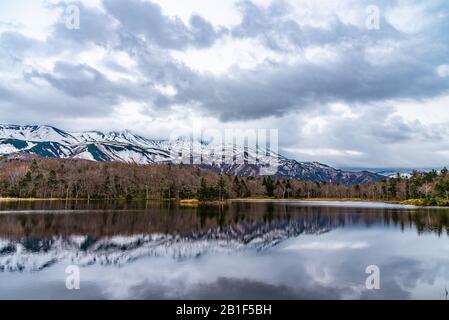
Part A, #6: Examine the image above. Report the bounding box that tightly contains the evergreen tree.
[232,176,242,197]
[198,178,210,201]
[262,176,275,197]
[436,178,449,200]
[216,175,227,201]
[284,180,292,198]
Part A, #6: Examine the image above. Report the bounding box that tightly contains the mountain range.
[0,124,384,184]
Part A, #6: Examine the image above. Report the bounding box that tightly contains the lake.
[0,200,448,300]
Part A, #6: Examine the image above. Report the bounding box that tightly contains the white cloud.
[170,36,281,75]
[151,0,242,27]
[437,64,449,78]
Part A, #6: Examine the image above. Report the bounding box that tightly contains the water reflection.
[0,201,448,299]
[1,200,449,237]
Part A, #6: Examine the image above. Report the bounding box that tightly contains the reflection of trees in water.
[412,209,449,236]
[0,201,448,239]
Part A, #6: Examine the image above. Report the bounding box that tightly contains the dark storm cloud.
[0,0,228,118]
[25,61,159,104]
[82,0,449,121]
[103,0,226,50]
[49,2,117,47]
[168,46,449,121]
[2,0,449,122]
[371,116,418,143]
[158,0,447,121]
[28,62,120,101]
[232,0,400,50]
[0,80,119,131]
[0,31,43,64]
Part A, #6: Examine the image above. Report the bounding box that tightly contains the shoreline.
[229,197,401,204]
[0,197,173,203]
[1,197,447,208]
[0,197,67,202]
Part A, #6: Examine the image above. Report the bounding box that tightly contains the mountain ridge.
[0,124,383,184]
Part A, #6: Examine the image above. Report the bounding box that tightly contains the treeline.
[0,158,259,200]
[1,158,449,204]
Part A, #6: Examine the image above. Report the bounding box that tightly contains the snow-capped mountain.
[0,124,383,184]
[344,167,440,178]
[0,124,171,163]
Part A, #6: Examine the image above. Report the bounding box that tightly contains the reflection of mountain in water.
[0,201,448,272]
[0,220,332,272]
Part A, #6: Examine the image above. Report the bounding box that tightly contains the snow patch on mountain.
[0,125,78,145]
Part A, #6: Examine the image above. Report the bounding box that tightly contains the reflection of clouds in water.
[86,254,360,299]
[284,241,369,251]
[1,239,448,299]
[89,255,449,299]
[128,277,357,300]
[303,264,337,288]
[0,211,449,299]
[376,256,449,300]
[90,249,415,299]
[358,257,429,300]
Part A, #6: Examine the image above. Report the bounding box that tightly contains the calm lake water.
[0,200,449,300]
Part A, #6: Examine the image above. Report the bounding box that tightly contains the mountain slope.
[0,124,383,184]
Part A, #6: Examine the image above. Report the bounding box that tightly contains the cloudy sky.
[0,0,449,168]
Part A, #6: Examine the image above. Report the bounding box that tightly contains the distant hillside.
[343,167,439,178]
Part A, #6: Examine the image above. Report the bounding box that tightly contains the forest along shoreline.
[1,158,449,207]
[0,197,404,203]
